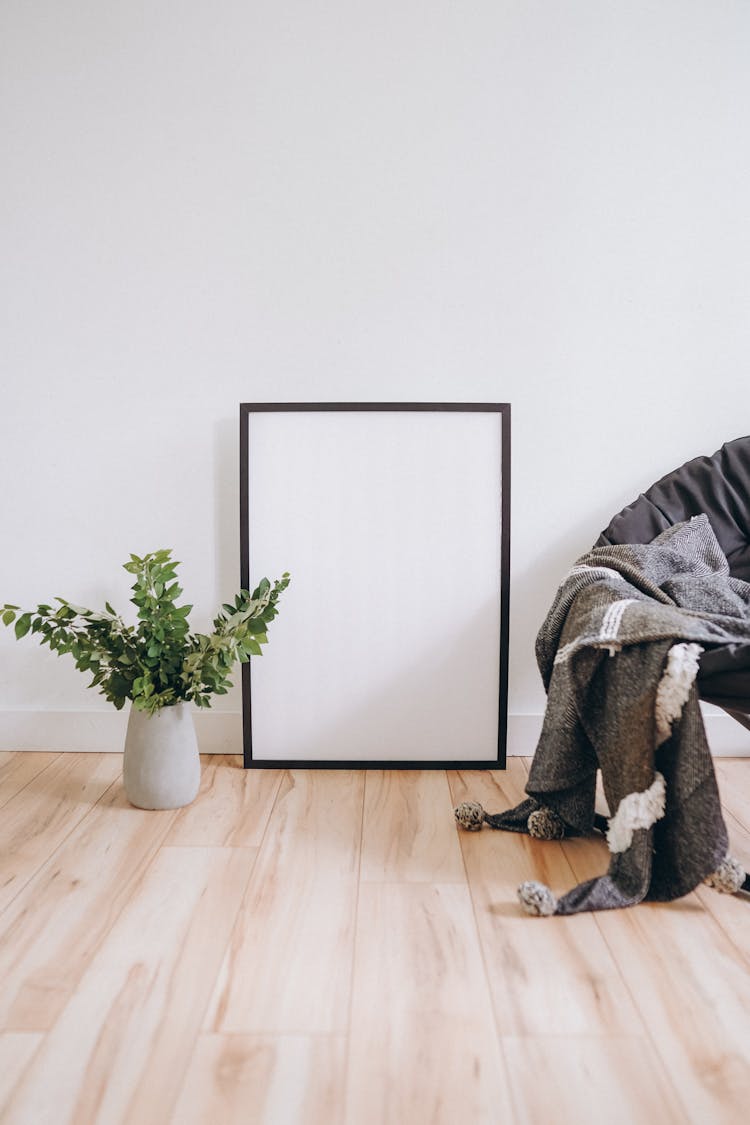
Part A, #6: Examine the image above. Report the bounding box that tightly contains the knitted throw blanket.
[456,515,750,915]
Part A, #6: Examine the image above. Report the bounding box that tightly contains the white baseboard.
[1,709,749,757]
[0,710,244,755]
[505,711,750,757]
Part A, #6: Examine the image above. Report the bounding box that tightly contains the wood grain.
[0,786,176,1030]
[170,1033,347,1125]
[0,752,59,810]
[0,753,121,915]
[503,1035,682,1125]
[207,769,364,1035]
[693,806,750,964]
[345,882,514,1124]
[0,750,748,1125]
[564,839,750,1122]
[2,846,253,1125]
[449,761,642,1036]
[360,769,466,882]
[165,756,282,847]
[0,1032,42,1111]
[714,758,750,832]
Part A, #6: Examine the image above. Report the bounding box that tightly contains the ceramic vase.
[122,701,200,809]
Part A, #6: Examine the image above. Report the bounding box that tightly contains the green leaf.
[14,613,32,639]
[0,555,286,712]
[64,601,93,616]
[108,672,131,699]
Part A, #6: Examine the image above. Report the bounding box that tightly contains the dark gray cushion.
[595,436,750,712]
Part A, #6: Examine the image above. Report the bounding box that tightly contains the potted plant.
[1,549,290,809]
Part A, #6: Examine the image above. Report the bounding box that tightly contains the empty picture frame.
[240,403,510,768]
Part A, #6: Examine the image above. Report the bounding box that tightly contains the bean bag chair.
[595,435,750,727]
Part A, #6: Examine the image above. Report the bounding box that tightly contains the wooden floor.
[1,753,749,1124]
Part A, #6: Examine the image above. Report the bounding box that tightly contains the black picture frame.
[240,402,511,769]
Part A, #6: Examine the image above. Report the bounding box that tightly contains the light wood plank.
[0,751,59,809]
[714,758,750,832]
[1,750,749,1124]
[360,769,466,883]
[0,753,122,914]
[345,882,514,1125]
[693,806,750,964]
[0,1033,42,1111]
[504,1036,682,1125]
[165,756,282,847]
[2,846,253,1125]
[207,770,364,1035]
[171,1033,347,1125]
[564,842,750,1123]
[448,762,643,1036]
[0,786,177,1030]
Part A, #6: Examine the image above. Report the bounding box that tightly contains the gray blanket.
[456,515,750,915]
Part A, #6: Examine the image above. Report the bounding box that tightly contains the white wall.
[2,0,750,753]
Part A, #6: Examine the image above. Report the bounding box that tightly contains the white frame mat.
[240,403,510,767]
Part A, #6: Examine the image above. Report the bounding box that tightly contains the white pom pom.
[704,854,746,894]
[517,880,558,916]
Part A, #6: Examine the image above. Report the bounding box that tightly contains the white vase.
[122,701,201,810]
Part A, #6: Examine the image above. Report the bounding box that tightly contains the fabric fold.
[456,517,749,916]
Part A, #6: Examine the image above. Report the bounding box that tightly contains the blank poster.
[241,405,509,765]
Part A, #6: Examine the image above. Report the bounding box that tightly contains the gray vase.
[122,701,201,809]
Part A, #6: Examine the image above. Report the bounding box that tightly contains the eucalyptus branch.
[2,552,290,715]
